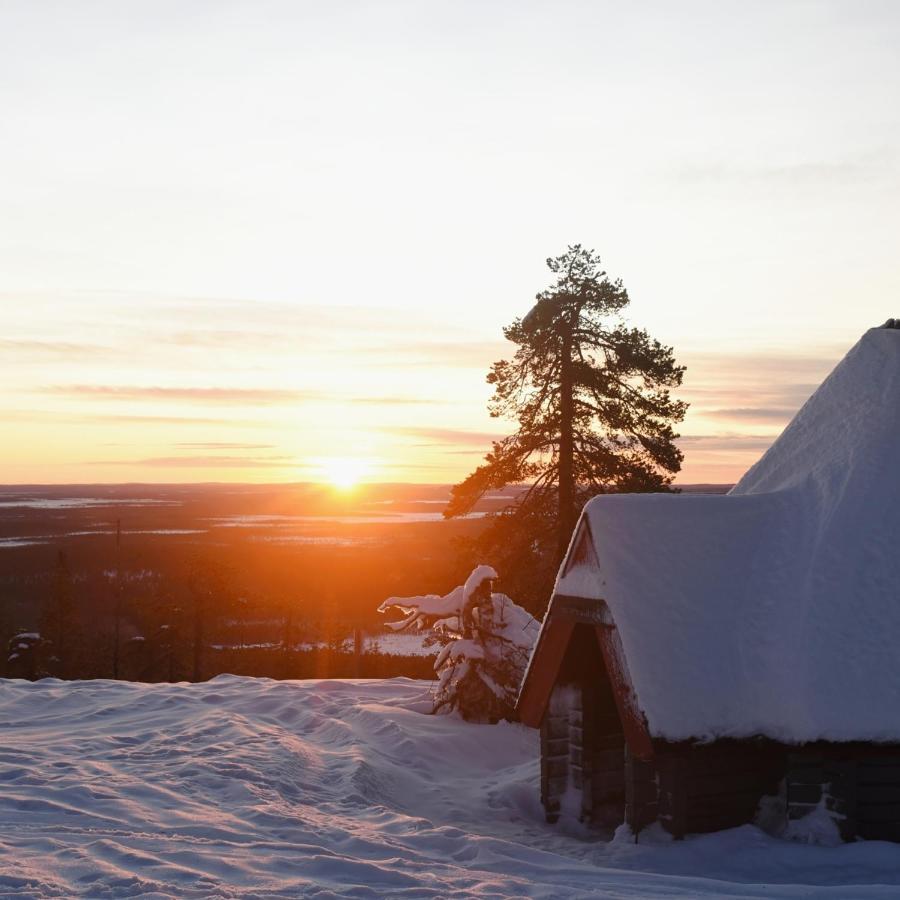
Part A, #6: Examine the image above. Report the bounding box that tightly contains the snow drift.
[2,676,900,898]
[555,326,900,743]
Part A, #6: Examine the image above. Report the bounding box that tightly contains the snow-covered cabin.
[518,323,900,842]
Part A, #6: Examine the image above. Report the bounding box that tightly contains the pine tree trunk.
[557,316,575,563]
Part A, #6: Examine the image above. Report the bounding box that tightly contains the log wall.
[536,620,900,843]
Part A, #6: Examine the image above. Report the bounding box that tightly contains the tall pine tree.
[446,245,687,610]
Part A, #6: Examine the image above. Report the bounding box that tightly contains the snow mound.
[3,677,900,897]
[556,327,900,743]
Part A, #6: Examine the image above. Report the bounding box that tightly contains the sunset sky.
[2,1,898,485]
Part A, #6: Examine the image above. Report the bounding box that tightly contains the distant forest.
[0,484,491,682]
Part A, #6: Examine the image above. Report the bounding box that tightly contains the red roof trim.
[594,624,654,760]
[517,617,575,728]
[560,516,599,577]
[517,602,654,759]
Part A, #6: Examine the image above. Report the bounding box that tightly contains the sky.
[1,0,898,485]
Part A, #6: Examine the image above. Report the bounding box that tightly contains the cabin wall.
[657,742,900,841]
[535,618,900,843]
[786,746,900,842]
[540,624,626,829]
[856,755,900,841]
[659,742,785,838]
[625,751,658,833]
[540,685,571,823]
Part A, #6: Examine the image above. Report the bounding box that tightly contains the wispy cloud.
[349,396,434,405]
[89,455,297,469]
[680,347,841,432]
[357,340,509,368]
[103,297,463,340]
[703,407,796,424]
[671,150,897,188]
[42,385,319,404]
[383,426,503,446]
[173,442,277,450]
[160,330,293,350]
[677,434,776,453]
[0,339,107,358]
[93,414,261,426]
[0,410,259,426]
[39,384,437,407]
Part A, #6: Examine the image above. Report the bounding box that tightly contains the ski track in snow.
[0,678,899,898]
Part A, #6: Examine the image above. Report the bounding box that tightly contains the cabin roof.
[520,326,900,745]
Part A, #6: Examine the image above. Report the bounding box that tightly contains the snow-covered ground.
[1,678,900,898]
[365,632,435,657]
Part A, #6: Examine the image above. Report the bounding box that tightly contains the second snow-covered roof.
[553,326,900,744]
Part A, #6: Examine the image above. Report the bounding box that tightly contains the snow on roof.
[552,326,900,744]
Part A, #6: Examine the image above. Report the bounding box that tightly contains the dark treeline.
[1,518,484,682]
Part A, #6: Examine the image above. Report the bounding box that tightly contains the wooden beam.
[595,624,654,761]
[517,617,575,728]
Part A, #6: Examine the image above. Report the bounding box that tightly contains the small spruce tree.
[379,566,537,722]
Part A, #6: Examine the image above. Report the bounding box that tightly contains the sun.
[317,456,372,490]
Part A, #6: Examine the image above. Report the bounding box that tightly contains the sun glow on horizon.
[316,456,375,490]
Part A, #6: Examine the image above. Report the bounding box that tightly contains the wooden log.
[826,758,858,841]
[543,738,568,759]
[685,745,784,776]
[687,812,755,834]
[689,790,770,818]
[657,755,688,839]
[540,702,570,824]
[786,783,824,805]
[859,822,900,842]
[858,756,900,767]
[857,785,900,803]
[855,804,900,824]
[594,747,625,770]
[786,752,827,827]
[688,771,779,798]
[592,772,625,793]
[544,716,570,740]
[545,757,568,779]
[857,765,900,783]
[788,765,828,784]
[625,752,659,833]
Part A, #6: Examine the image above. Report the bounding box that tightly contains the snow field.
[1,677,900,898]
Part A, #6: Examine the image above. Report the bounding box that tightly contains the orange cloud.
[89,455,298,469]
[42,385,319,404]
[383,426,504,446]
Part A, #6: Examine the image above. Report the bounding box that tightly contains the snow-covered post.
[378,566,537,723]
[5,631,44,680]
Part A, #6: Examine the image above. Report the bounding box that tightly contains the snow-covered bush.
[378,565,537,722]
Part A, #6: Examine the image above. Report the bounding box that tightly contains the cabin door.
[540,624,626,832]
[577,675,626,829]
